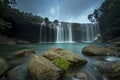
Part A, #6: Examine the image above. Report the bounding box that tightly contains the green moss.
[53,58,71,71]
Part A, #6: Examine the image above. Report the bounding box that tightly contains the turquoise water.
[0,43,107,80]
[0,43,89,57]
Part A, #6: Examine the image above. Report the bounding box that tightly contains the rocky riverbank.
[0,35,30,45]
[0,48,87,80]
[82,37,120,80]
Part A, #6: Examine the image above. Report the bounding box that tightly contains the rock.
[107,37,120,44]
[82,45,116,56]
[7,54,33,69]
[13,49,35,58]
[16,40,30,44]
[106,37,120,48]
[109,47,120,52]
[0,58,9,76]
[96,61,120,80]
[108,41,120,47]
[0,35,30,45]
[43,48,87,67]
[29,48,87,80]
[7,64,32,80]
[0,35,16,45]
[29,55,63,80]
[74,72,88,80]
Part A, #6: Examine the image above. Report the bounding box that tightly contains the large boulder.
[0,58,9,76]
[29,55,63,80]
[29,48,87,80]
[82,45,117,56]
[43,48,87,67]
[96,61,120,80]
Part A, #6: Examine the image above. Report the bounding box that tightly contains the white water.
[39,21,100,43]
[56,23,73,43]
[40,21,46,42]
[81,23,100,43]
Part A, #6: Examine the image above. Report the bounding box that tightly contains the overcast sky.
[15,0,104,23]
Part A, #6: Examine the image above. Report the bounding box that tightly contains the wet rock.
[97,61,120,80]
[107,37,120,47]
[108,41,120,47]
[7,64,32,80]
[109,47,120,52]
[29,55,63,80]
[29,48,87,80]
[13,49,35,58]
[74,72,88,80]
[8,55,33,70]
[0,35,30,45]
[0,58,9,76]
[16,40,30,44]
[43,48,87,67]
[82,45,116,56]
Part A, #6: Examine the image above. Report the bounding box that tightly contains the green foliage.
[0,19,11,34]
[0,0,16,18]
[88,0,120,41]
[53,58,71,71]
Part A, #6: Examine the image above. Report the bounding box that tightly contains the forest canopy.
[0,0,44,34]
[88,0,120,41]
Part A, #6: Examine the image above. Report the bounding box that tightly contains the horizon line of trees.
[0,0,53,35]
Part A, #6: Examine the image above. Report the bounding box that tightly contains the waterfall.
[39,21,100,43]
[80,23,100,43]
[40,21,46,42]
[56,23,73,43]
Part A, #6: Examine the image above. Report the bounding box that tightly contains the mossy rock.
[53,58,71,71]
[0,58,9,76]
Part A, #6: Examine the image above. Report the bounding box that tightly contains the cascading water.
[40,21,46,42]
[39,21,100,43]
[56,23,73,43]
[80,23,100,43]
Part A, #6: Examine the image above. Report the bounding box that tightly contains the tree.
[0,0,16,18]
[0,18,11,34]
[88,14,95,23]
[54,19,59,25]
[88,0,120,41]
[44,17,49,23]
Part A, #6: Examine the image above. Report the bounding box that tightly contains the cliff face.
[12,23,40,42]
[10,22,99,43]
[100,25,120,42]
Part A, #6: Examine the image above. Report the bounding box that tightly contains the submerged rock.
[29,55,63,80]
[82,45,117,56]
[43,48,87,67]
[96,61,120,80]
[0,58,9,76]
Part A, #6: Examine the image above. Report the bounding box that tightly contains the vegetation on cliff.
[88,0,120,42]
[0,0,44,36]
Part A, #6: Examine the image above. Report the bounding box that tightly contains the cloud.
[16,0,104,23]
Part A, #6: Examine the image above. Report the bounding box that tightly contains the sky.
[15,0,104,23]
